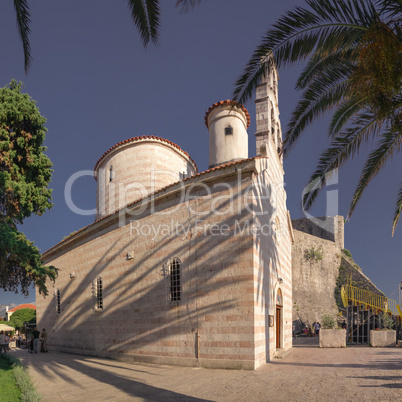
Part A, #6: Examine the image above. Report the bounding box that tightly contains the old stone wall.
[292,216,384,332]
[292,217,342,331]
[39,158,291,370]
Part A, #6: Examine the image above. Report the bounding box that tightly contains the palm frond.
[329,96,367,136]
[376,0,402,20]
[13,0,31,73]
[348,127,402,218]
[127,0,160,46]
[392,182,402,236]
[297,48,357,90]
[302,111,381,210]
[283,80,350,155]
[176,0,202,13]
[233,0,373,105]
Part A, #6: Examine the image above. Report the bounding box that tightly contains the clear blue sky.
[0,0,401,309]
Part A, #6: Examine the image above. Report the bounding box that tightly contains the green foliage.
[380,312,395,330]
[2,353,41,401]
[0,356,21,401]
[342,249,353,259]
[9,308,36,329]
[232,0,402,234]
[0,81,57,296]
[304,246,323,262]
[322,313,337,329]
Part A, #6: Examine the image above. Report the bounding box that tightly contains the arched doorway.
[276,288,283,349]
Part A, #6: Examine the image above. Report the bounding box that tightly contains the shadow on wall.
[38,170,279,362]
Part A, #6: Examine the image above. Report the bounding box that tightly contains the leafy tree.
[13,0,200,73]
[232,0,401,234]
[0,80,57,295]
[8,308,36,329]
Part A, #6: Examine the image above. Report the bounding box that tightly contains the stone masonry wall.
[292,216,384,332]
[39,159,285,370]
[292,217,342,331]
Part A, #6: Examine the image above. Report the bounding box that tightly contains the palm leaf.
[302,111,381,210]
[13,0,31,73]
[329,96,367,136]
[233,0,374,105]
[348,127,402,218]
[392,182,402,236]
[127,0,160,46]
[175,0,202,13]
[283,79,351,155]
[296,48,357,90]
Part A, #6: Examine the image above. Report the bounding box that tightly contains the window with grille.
[56,289,61,313]
[169,259,181,301]
[96,277,103,310]
[92,276,103,311]
[225,126,233,135]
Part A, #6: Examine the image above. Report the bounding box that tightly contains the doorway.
[276,288,283,349]
[276,306,282,348]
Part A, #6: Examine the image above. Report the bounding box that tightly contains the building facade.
[38,65,293,370]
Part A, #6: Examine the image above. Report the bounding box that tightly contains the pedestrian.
[5,333,10,351]
[314,322,321,337]
[0,331,6,354]
[292,323,296,339]
[32,327,41,353]
[40,328,48,353]
[16,333,21,348]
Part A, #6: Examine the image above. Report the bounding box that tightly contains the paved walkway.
[9,345,402,401]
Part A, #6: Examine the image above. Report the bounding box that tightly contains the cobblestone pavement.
[11,345,402,401]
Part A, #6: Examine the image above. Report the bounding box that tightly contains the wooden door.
[276,306,281,349]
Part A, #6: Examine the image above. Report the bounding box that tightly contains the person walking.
[0,331,6,354]
[40,328,48,353]
[32,327,40,353]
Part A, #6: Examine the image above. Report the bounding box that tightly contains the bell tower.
[255,57,282,161]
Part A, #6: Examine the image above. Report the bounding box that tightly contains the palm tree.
[13,0,200,73]
[233,0,401,234]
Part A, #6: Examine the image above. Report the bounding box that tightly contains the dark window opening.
[56,289,61,314]
[225,126,233,135]
[109,166,113,182]
[97,277,103,310]
[170,259,181,301]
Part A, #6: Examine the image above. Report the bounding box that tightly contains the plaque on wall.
[269,315,274,327]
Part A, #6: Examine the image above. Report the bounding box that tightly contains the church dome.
[94,136,197,219]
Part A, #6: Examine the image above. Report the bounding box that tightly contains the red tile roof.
[204,100,250,128]
[93,135,198,174]
[43,157,267,257]
[8,303,36,312]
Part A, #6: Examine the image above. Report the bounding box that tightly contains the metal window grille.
[96,277,103,310]
[56,289,61,314]
[224,126,233,135]
[170,259,181,301]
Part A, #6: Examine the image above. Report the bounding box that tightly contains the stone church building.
[38,66,294,370]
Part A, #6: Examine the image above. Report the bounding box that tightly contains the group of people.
[0,328,48,354]
[0,330,10,353]
[30,327,48,353]
[312,322,321,337]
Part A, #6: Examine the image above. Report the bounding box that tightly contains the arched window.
[55,289,61,314]
[169,258,181,301]
[276,288,283,306]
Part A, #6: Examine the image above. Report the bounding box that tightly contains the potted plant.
[370,312,396,347]
[319,313,346,348]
